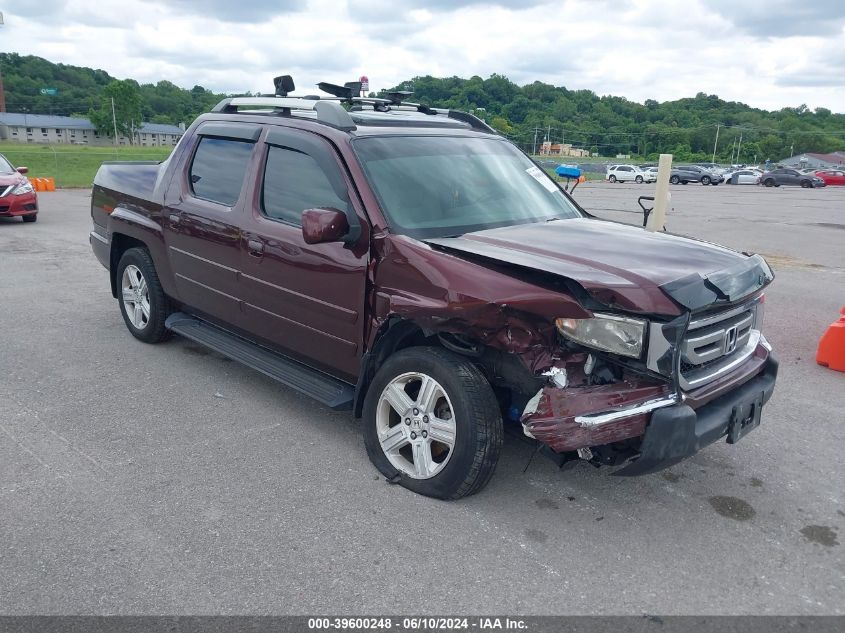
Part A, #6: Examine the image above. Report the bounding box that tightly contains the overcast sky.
[2,0,844,112]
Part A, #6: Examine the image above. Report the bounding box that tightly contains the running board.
[165,313,354,410]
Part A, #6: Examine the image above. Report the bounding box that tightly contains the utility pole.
[736,131,743,163]
[532,127,539,156]
[711,124,721,164]
[789,143,794,157]
[111,97,118,146]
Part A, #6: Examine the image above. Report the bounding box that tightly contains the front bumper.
[521,341,777,475]
[0,191,38,217]
[614,353,778,475]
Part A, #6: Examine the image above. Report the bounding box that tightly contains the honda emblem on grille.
[723,326,739,354]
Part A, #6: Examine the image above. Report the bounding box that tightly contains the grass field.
[0,143,173,188]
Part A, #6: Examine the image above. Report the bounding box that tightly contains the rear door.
[164,123,260,326]
[239,127,368,380]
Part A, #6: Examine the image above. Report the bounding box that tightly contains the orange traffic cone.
[817,306,845,372]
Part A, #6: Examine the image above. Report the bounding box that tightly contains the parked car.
[725,169,762,185]
[0,154,38,223]
[814,169,845,186]
[760,168,826,188]
[606,164,655,183]
[89,79,778,499]
[670,165,723,185]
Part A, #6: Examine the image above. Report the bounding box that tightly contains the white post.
[711,124,721,164]
[111,97,118,146]
[647,153,672,232]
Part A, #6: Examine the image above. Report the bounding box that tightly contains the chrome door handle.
[247,239,264,256]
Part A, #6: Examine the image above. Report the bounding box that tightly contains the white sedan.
[724,169,762,185]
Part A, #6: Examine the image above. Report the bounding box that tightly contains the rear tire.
[608,175,617,183]
[635,175,643,184]
[800,180,811,188]
[21,214,37,223]
[670,175,680,184]
[362,347,503,500]
[764,178,775,187]
[116,247,172,344]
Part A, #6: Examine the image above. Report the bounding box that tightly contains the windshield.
[0,155,15,174]
[354,136,582,239]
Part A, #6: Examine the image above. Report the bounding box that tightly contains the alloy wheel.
[376,372,457,479]
[121,264,151,330]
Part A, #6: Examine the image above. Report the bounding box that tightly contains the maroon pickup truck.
[90,81,777,499]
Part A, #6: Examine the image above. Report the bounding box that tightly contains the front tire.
[363,347,503,500]
[764,178,775,187]
[116,247,172,343]
[701,176,711,185]
[635,175,643,184]
[670,175,680,184]
[800,180,811,188]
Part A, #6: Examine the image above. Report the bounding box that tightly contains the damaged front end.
[374,229,778,477]
[520,257,779,475]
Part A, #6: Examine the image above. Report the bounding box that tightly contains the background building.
[0,112,184,146]
[538,140,591,158]
[779,152,845,169]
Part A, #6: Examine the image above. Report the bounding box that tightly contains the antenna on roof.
[273,75,295,97]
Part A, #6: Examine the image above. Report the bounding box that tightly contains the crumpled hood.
[425,218,772,315]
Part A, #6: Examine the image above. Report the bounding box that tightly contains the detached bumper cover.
[614,353,778,476]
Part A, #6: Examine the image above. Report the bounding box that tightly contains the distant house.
[779,152,845,169]
[539,140,590,158]
[0,113,184,147]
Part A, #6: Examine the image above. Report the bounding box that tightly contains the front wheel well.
[353,317,544,420]
[109,234,148,297]
[354,319,430,417]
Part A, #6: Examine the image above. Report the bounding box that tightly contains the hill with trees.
[2,54,844,161]
[380,75,845,162]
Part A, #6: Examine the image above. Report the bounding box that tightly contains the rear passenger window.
[261,145,347,226]
[189,137,255,206]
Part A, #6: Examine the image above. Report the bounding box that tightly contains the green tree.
[88,80,143,143]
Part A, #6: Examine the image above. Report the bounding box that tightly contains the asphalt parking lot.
[1,183,843,615]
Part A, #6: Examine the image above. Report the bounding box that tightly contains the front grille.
[679,301,761,390]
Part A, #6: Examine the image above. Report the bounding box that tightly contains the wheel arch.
[109,233,149,298]
[354,317,430,417]
[353,316,544,420]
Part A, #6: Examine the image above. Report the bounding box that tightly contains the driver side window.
[261,145,347,226]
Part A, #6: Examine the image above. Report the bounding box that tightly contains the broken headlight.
[555,313,646,358]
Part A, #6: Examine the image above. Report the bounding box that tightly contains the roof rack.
[209,75,497,135]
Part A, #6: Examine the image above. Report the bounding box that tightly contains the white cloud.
[1,0,844,111]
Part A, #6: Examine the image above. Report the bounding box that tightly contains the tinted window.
[0,155,15,173]
[190,137,254,206]
[261,145,347,226]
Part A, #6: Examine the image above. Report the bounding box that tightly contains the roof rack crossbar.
[210,97,355,131]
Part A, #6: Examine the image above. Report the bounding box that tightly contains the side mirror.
[301,207,350,245]
[16,166,29,174]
